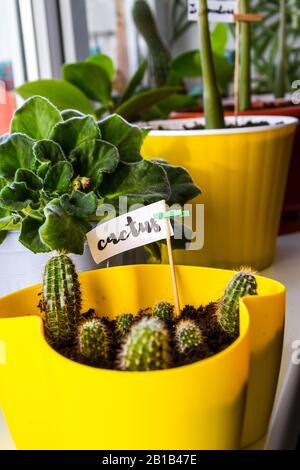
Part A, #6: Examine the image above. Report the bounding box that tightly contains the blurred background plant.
[133,0,234,103]
[252,0,300,97]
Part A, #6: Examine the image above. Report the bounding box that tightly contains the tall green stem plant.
[238,0,251,110]
[275,0,286,97]
[198,0,225,129]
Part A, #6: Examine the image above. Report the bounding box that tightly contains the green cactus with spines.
[153,301,174,323]
[78,318,109,364]
[116,313,135,337]
[132,0,171,87]
[217,269,258,338]
[175,319,203,353]
[119,317,171,371]
[41,255,81,347]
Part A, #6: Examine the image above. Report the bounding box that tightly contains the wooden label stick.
[164,217,181,317]
[234,11,241,120]
[233,5,263,118]
[154,207,191,317]
[234,13,263,22]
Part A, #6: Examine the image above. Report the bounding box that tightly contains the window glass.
[0,0,26,134]
[85,0,139,91]
[0,0,25,90]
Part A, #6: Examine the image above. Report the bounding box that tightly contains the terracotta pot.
[171,104,300,234]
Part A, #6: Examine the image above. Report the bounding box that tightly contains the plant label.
[188,0,237,23]
[87,200,173,264]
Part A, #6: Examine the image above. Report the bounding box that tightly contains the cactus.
[78,319,109,364]
[153,301,174,323]
[119,317,171,371]
[116,313,135,337]
[217,269,257,337]
[132,0,171,87]
[41,255,81,347]
[176,320,203,353]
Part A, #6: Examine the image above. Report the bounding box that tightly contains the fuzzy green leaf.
[0,134,9,144]
[86,54,114,81]
[0,231,7,244]
[37,162,51,179]
[15,169,43,190]
[19,216,51,253]
[40,200,91,254]
[33,140,65,164]
[70,139,119,187]
[115,87,182,120]
[152,160,201,205]
[0,215,16,230]
[17,80,95,115]
[50,116,101,156]
[11,96,62,140]
[0,182,38,210]
[44,161,74,194]
[60,191,98,217]
[61,109,85,120]
[100,160,170,207]
[0,176,7,190]
[98,114,146,162]
[63,62,111,106]
[0,134,35,180]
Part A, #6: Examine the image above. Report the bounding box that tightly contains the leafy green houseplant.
[252,0,300,98]
[132,0,234,115]
[0,96,199,258]
[16,53,191,122]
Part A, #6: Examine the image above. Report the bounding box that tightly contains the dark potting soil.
[156,121,274,131]
[52,302,236,371]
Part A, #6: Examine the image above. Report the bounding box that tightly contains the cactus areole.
[217,269,257,338]
[176,320,203,353]
[119,317,171,371]
[42,255,81,347]
[153,301,174,323]
[78,319,109,364]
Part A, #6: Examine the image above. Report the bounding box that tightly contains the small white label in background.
[87,200,173,264]
[188,0,237,23]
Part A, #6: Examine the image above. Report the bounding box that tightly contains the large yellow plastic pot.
[0,265,284,450]
[142,116,297,270]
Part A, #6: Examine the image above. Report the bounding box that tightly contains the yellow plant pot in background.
[142,116,297,270]
[0,266,285,450]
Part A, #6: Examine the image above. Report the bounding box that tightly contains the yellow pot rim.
[145,115,298,137]
[0,264,285,376]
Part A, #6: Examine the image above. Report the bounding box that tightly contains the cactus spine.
[42,255,81,346]
[132,0,171,86]
[176,320,203,353]
[78,319,109,364]
[116,313,135,337]
[153,301,174,323]
[119,317,171,371]
[217,269,257,337]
